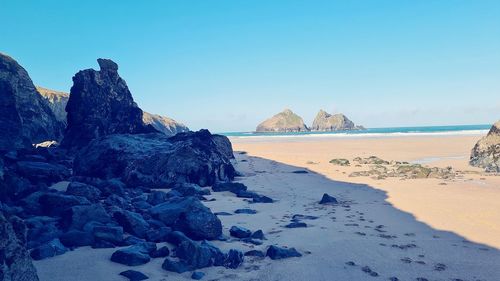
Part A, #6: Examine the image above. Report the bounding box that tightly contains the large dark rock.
[0,53,63,150]
[119,270,149,281]
[0,212,40,281]
[65,182,102,203]
[30,238,68,260]
[229,226,252,238]
[176,239,226,269]
[212,134,235,159]
[149,196,222,240]
[15,161,70,185]
[113,210,150,239]
[470,121,500,172]
[162,258,194,273]
[110,243,153,266]
[38,192,90,217]
[61,58,156,149]
[266,245,302,260]
[61,204,112,230]
[73,130,235,188]
[319,193,338,204]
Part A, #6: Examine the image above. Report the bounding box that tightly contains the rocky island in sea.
[256,109,309,132]
[311,109,364,131]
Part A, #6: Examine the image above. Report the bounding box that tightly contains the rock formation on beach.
[142,112,189,136]
[61,58,156,149]
[0,211,40,281]
[36,87,69,126]
[311,109,364,131]
[470,121,500,172]
[256,109,309,132]
[0,53,64,149]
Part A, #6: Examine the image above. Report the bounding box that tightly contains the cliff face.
[0,53,64,149]
[61,59,156,149]
[470,121,500,172]
[311,110,364,131]
[143,112,189,136]
[256,109,308,132]
[36,87,69,126]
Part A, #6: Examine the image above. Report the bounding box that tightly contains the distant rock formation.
[0,211,40,281]
[256,109,308,132]
[470,121,500,172]
[36,86,69,125]
[143,112,189,136]
[311,110,364,131]
[61,58,156,149]
[0,53,64,149]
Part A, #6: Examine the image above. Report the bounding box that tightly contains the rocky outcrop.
[311,110,364,131]
[36,87,69,126]
[470,121,500,172]
[73,130,235,188]
[256,109,308,132]
[143,112,189,137]
[0,211,40,281]
[61,58,156,149]
[0,53,64,149]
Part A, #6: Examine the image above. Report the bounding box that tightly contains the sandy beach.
[35,133,500,281]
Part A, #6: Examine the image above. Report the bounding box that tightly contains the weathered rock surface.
[61,58,156,149]
[36,86,69,126]
[311,110,364,131]
[470,121,500,172]
[142,112,189,137]
[0,53,63,149]
[73,130,235,188]
[0,212,40,281]
[256,109,308,132]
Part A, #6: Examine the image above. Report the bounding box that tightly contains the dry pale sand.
[232,134,500,249]
[35,134,500,281]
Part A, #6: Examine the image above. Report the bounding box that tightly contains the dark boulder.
[146,226,172,243]
[229,226,252,239]
[93,225,124,245]
[162,258,194,273]
[15,161,70,184]
[176,239,226,269]
[61,58,156,149]
[212,134,235,159]
[0,53,63,150]
[252,195,274,203]
[147,191,169,206]
[59,230,94,247]
[26,219,61,249]
[319,193,338,204]
[150,245,170,258]
[266,245,302,260]
[244,250,265,258]
[149,196,222,240]
[0,212,40,280]
[234,208,257,214]
[224,249,244,269]
[30,238,68,260]
[173,183,211,197]
[191,271,205,280]
[61,204,112,230]
[251,230,265,240]
[38,192,90,216]
[285,222,307,228]
[119,270,149,281]
[212,182,247,193]
[73,130,235,188]
[66,181,102,202]
[110,244,153,266]
[114,210,150,239]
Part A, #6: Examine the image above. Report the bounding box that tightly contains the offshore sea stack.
[311,110,364,131]
[470,120,500,172]
[256,109,309,132]
[0,53,64,150]
[61,58,156,149]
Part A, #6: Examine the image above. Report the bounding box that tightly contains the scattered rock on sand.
[285,222,307,228]
[119,270,149,281]
[230,226,252,238]
[191,271,205,280]
[319,193,338,204]
[266,245,302,260]
[234,208,257,214]
[329,158,350,166]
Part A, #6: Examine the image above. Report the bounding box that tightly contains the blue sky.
[2,1,499,132]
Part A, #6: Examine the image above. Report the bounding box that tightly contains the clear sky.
[2,1,499,132]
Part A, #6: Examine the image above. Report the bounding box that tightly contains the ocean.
[220,124,491,139]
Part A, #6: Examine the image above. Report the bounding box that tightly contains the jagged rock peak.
[256,109,308,133]
[36,86,69,125]
[0,52,64,149]
[311,109,364,131]
[61,58,156,149]
[97,58,118,72]
[470,121,500,172]
[143,112,189,136]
